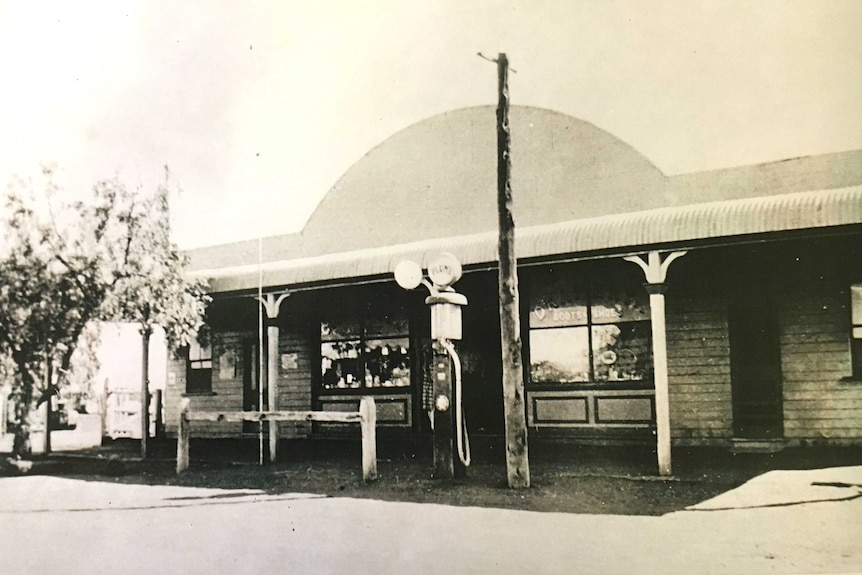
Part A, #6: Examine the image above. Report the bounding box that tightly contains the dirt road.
[1,472,859,574]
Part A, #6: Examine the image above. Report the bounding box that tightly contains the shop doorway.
[242,339,260,434]
[729,298,784,439]
[458,273,505,437]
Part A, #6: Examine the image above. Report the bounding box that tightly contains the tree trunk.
[42,351,52,455]
[10,356,35,458]
[140,327,151,459]
[42,396,51,454]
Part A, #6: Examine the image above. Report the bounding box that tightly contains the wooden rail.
[176,396,377,481]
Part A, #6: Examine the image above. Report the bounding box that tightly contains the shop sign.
[530,300,649,327]
[530,303,588,327]
[281,353,299,371]
[219,350,236,380]
[591,300,651,324]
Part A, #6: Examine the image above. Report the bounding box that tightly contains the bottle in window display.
[379,345,390,384]
[592,325,619,382]
[391,360,410,387]
[615,348,639,380]
[367,347,384,387]
[395,345,410,387]
[322,358,340,389]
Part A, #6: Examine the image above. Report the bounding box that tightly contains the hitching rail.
[176,396,377,481]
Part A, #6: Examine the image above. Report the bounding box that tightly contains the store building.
[167,106,862,456]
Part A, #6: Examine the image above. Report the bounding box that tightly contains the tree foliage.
[0,167,209,457]
[100,172,210,348]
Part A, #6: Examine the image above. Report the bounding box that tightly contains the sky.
[1,0,860,249]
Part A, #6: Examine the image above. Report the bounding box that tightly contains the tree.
[0,167,209,459]
[0,169,126,457]
[101,171,210,457]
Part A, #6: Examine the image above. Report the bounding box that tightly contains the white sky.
[1,0,860,249]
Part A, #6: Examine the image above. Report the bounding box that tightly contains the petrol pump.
[395,253,470,479]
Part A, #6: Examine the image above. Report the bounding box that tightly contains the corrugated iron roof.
[190,186,862,293]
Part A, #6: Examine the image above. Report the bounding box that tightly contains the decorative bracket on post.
[623,251,687,285]
[258,291,291,320]
[624,250,686,477]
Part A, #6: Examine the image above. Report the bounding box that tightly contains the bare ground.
[5,437,861,516]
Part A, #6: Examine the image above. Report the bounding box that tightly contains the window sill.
[318,387,412,395]
[840,376,862,384]
[528,381,655,391]
[182,391,218,397]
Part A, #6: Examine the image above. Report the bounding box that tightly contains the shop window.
[528,265,653,385]
[851,284,862,378]
[321,316,410,391]
[186,339,213,394]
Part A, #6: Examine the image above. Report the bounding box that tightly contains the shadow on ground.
[4,437,862,516]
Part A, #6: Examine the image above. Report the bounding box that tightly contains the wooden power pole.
[496,53,530,488]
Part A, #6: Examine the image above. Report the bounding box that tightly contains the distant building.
[0,322,167,446]
[97,322,167,439]
[167,106,862,456]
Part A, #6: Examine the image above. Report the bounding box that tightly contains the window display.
[529,264,653,385]
[530,327,590,383]
[320,320,411,390]
[591,323,652,382]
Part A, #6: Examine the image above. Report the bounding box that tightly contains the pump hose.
[441,339,471,467]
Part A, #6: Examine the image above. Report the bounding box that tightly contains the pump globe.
[394,260,423,290]
[427,252,462,288]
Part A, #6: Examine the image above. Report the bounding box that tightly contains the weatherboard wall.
[165,332,244,438]
[779,257,862,443]
[665,296,735,445]
[164,326,314,439]
[663,237,862,446]
[275,326,314,439]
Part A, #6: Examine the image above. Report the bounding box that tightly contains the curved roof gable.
[185,106,862,275]
[297,105,666,257]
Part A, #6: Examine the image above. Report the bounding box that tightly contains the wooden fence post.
[176,398,190,474]
[359,396,377,482]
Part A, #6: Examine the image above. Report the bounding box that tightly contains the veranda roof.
[188,185,862,293]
